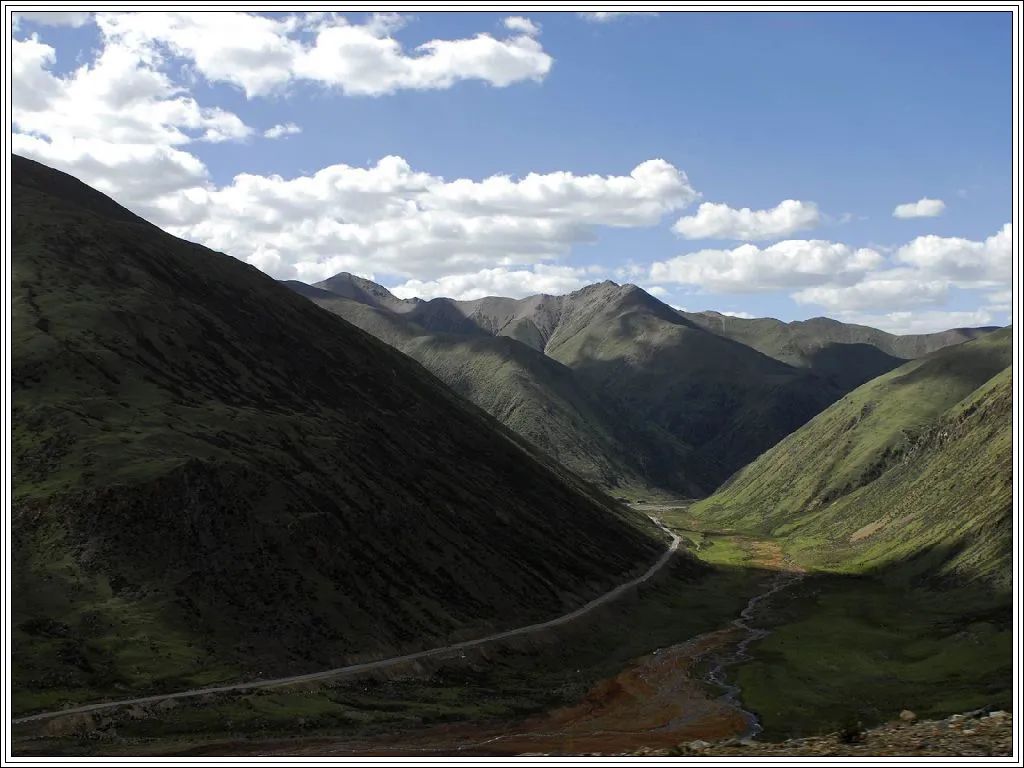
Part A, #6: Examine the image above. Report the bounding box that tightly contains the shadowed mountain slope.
[11,155,667,712]
[305,277,857,488]
[517,282,846,484]
[285,290,717,496]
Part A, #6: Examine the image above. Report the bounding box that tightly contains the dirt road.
[14,515,680,726]
[249,534,805,756]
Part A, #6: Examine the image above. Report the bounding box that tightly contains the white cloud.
[8,10,575,277]
[144,156,696,283]
[649,240,882,293]
[788,224,1010,319]
[389,265,591,301]
[721,310,755,319]
[97,11,554,98]
[503,16,540,37]
[895,224,1010,287]
[12,35,251,147]
[97,12,300,98]
[12,30,249,207]
[577,12,658,22]
[793,269,949,312]
[12,15,693,288]
[264,122,302,139]
[672,199,820,240]
[14,11,92,28]
[892,197,946,219]
[13,133,209,202]
[651,222,1011,322]
[831,310,995,335]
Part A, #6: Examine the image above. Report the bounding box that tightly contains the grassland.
[735,576,1010,739]
[14,501,1013,755]
[693,329,1012,587]
[13,556,767,755]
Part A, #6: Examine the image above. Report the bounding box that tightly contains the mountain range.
[286,272,997,496]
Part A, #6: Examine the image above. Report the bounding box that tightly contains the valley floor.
[13,504,1012,757]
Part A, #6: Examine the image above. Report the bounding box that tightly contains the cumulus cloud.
[672,199,820,240]
[390,265,592,301]
[651,222,1011,326]
[649,240,882,293]
[12,35,252,147]
[10,12,570,284]
[12,30,249,205]
[503,16,540,36]
[151,157,697,282]
[894,224,1010,287]
[892,197,946,218]
[264,122,302,139]
[577,12,658,22]
[793,269,949,312]
[788,224,1011,320]
[13,133,208,201]
[96,11,553,98]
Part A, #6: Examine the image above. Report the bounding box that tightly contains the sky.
[11,9,1014,333]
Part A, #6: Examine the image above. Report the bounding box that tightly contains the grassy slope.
[11,155,664,713]
[290,287,717,497]
[694,328,1012,586]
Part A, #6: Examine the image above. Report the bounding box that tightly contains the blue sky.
[11,10,1013,333]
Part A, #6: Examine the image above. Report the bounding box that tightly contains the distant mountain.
[693,328,1013,588]
[313,272,423,314]
[683,311,997,390]
[287,289,716,496]
[11,156,666,713]
[301,276,862,488]
[526,282,847,484]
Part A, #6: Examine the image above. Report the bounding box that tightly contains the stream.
[703,569,805,740]
[286,562,808,756]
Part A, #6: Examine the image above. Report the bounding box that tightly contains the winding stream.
[703,569,805,739]
[287,562,808,756]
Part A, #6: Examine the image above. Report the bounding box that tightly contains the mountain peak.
[314,271,421,312]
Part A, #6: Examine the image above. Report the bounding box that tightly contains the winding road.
[13,515,680,726]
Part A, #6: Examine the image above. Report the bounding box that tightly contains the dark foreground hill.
[10,155,666,713]
[693,328,1013,587]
